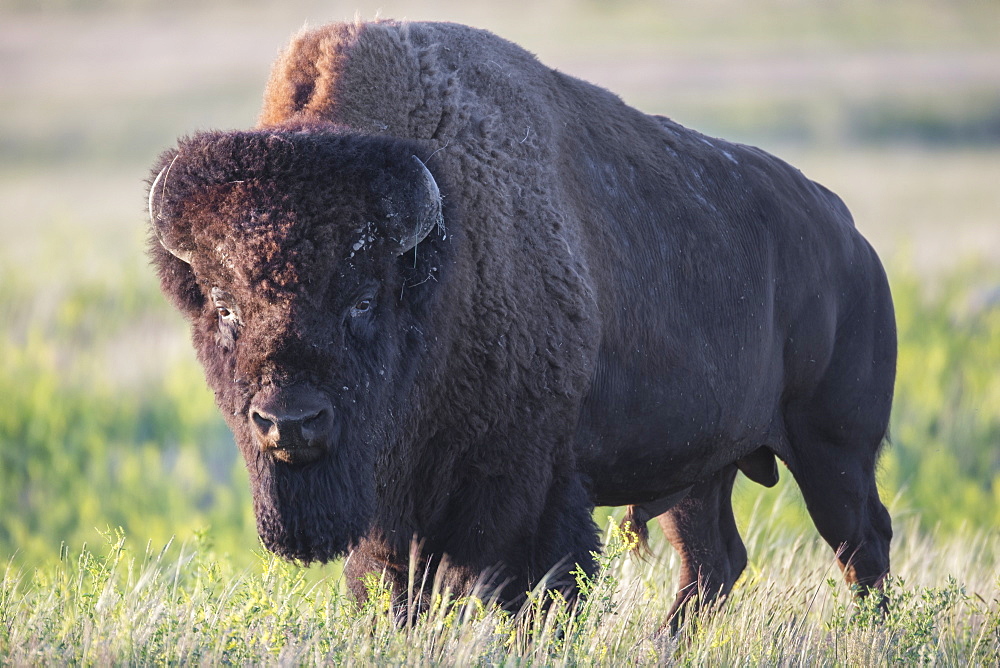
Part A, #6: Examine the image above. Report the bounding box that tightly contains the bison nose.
[248,386,334,464]
[249,406,330,443]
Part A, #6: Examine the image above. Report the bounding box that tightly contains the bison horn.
[396,155,444,255]
[148,154,193,265]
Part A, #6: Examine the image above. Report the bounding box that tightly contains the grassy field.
[2,0,999,662]
[2,521,998,664]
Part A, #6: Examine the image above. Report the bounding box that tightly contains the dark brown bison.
[148,20,895,628]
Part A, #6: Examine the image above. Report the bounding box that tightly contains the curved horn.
[148,154,193,264]
[396,155,444,255]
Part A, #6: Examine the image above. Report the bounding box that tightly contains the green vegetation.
[885,267,1000,532]
[0,264,255,570]
[2,522,998,664]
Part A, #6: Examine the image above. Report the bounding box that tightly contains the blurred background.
[2,0,998,570]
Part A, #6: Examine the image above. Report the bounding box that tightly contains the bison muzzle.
[148,20,896,631]
[249,383,335,464]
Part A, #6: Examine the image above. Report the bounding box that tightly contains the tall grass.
[2,520,997,664]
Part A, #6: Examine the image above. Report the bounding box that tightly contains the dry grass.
[2,520,997,664]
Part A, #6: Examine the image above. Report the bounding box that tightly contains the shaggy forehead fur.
[150,128,427,299]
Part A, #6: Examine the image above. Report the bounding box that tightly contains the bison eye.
[210,287,241,326]
[350,298,373,318]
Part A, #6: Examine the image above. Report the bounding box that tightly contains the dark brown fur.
[149,20,895,629]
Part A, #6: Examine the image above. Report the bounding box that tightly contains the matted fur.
[149,20,896,625]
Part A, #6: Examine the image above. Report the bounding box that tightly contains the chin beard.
[246,444,375,564]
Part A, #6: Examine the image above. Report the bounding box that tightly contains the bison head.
[147,127,447,563]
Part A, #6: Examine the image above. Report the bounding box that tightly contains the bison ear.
[148,154,194,265]
[391,156,444,255]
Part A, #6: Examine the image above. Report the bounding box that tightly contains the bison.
[148,20,895,628]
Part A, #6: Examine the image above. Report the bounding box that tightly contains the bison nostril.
[300,409,329,442]
[251,411,276,437]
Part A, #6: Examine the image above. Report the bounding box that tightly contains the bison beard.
[248,440,374,564]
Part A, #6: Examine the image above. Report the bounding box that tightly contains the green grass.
[0,260,257,570]
[2,521,997,664]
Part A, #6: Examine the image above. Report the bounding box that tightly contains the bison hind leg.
[781,251,895,605]
[782,294,895,605]
[656,464,746,634]
[784,415,892,600]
